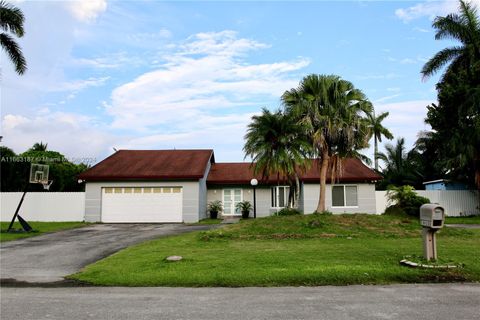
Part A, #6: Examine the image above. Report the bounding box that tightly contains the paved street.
[1,284,479,320]
[0,224,215,284]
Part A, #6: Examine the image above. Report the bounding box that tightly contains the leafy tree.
[0,143,89,192]
[421,0,480,190]
[407,131,445,185]
[365,108,393,171]
[243,108,311,207]
[282,74,371,212]
[0,0,27,75]
[0,146,27,191]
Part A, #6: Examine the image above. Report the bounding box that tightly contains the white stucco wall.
[303,183,377,214]
[84,181,201,223]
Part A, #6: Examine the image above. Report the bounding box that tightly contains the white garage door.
[101,187,183,223]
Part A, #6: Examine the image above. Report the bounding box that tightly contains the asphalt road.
[0,223,215,284]
[1,284,479,320]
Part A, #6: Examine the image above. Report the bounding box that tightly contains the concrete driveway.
[0,223,215,285]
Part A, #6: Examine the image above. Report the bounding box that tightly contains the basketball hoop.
[7,163,50,232]
[42,180,54,191]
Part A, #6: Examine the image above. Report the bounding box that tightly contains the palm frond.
[421,46,463,80]
[0,0,24,37]
[0,33,26,74]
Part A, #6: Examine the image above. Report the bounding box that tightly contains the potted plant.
[236,201,252,219]
[207,200,222,219]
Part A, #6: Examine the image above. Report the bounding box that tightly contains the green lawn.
[71,214,480,286]
[0,221,88,242]
[445,215,480,224]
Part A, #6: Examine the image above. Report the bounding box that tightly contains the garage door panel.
[101,187,183,223]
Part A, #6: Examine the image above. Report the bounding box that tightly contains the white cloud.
[413,26,430,33]
[395,0,480,22]
[1,112,115,159]
[108,31,310,131]
[373,94,402,104]
[180,30,268,56]
[126,29,172,42]
[67,0,107,23]
[376,100,433,147]
[54,76,110,92]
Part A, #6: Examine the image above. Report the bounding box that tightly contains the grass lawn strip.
[0,221,88,242]
[70,214,479,286]
[445,215,480,225]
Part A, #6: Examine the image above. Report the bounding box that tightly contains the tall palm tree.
[421,0,479,81]
[30,142,47,152]
[243,108,311,207]
[0,0,26,75]
[376,137,420,188]
[366,108,393,171]
[282,74,371,212]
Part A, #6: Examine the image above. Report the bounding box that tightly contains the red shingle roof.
[78,150,213,181]
[207,158,381,185]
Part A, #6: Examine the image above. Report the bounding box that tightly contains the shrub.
[207,200,222,219]
[386,185,430,217]
[235,201,253,218]
[273,208,302,216]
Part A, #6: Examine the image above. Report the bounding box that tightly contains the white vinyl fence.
[1,192,85,222]
[376,190,480,216]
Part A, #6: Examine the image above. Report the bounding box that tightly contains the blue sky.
[1,0,472,165]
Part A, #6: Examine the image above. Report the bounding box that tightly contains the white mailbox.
[420,204,445,229]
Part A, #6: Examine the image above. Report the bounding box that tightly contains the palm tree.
[0,0,27,75]
[366,108,393,171]
[243,108,311,207]
[30,142,47,152]
[282,74,371,212]
[421,0,479,81]
[376,137,420,188]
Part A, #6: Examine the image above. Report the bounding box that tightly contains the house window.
[332,185,358,207]
[223,189,243,215]
[271,186,290,208]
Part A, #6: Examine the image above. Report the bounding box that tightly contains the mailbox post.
[419,204,445,261]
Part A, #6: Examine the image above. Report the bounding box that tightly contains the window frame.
[222,188,243,216]
[271,186,291,209]
[331,185,359,208]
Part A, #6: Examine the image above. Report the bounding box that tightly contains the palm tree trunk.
[374,137,379,171]
[316,153,329,213]
[294,174,300,210]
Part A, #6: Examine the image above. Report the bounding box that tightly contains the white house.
[78,149,381,223]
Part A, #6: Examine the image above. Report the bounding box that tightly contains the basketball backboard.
[29,163,49,184]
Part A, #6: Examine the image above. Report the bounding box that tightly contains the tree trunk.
[294,174,300,209]
[316,153,329,213]
[374,137,379,171]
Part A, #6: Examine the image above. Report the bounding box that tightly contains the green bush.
[386,185,430,217]
[273,208,302,216]
[314,210,333,215]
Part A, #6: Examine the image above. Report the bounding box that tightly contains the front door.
[223,189,242,215]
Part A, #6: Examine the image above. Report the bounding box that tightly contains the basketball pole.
[7,183,31,232]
